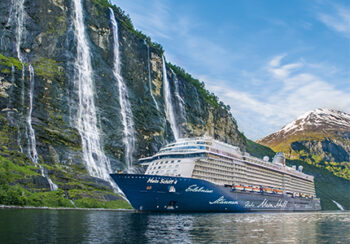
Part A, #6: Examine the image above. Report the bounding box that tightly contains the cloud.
[202,54,350,140]
[268,54,303,79]
[318,3,350,38]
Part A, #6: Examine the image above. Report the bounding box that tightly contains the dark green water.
[0,209,349,244]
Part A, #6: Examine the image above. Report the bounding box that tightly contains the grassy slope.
[246,139,350,210]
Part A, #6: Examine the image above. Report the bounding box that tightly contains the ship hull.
[111,174,321,212]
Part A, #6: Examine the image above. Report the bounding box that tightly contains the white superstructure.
[139,137,316,197]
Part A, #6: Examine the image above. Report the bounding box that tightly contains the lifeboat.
[233,184,244,191]
[244,186,253,192]
[252,186,260,192]
[263,187,273,193]
[273,189,283,195]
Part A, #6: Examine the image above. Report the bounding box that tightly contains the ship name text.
[209,196,238,205]
[147,178,178,184]
[185,184,213,193]
[246,199,288,209]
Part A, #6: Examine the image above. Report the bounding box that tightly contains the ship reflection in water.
[0,209,349,243]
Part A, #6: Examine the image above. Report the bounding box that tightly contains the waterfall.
[5,0,26,151]
[7,64,16,123]
[162,56,179,140]
[72,0,113,181]
[145,41,159,111]
[332,200,345,211]
[6,0,26,62]
[27,65,58,191]
[109,8,136,169]
[170,68,186,125]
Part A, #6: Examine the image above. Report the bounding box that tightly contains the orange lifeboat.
[244,186,253,192]
[233,184,244,191]
[263,187,273,193]
[252,186,260,192]
[273,189,283,195]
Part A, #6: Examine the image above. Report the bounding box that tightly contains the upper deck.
[139,137,313,182]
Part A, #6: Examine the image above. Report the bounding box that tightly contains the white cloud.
[269,54,286,67]
[268,54,303,79]
[202,54,350,140]
[318,4,350,38]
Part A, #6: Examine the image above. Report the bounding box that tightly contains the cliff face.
[0,0,245,200]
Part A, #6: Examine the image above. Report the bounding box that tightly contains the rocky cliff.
[0,0,245,207]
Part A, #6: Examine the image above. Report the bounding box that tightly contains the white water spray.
[162,56,179,140]
[109,8,136,169]
[27,65,58,191]
[6,0,26,62]
[7,64,16,122]
[72,0,113,182]
[145,41,159,111]
[171,68,186,124]
[332,200,345,211]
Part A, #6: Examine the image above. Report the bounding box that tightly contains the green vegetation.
[0,53,23,70]
[33,57,62,80]
[167,63,229,110]
[245,139,275,159]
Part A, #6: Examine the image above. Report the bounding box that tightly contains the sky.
[112,0,350,140]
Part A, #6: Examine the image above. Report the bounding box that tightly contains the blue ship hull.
[110,174,321,212]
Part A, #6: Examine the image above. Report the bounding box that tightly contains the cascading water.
[27,65,58,191]
[332,200,345,211]
[6,0,26,151]
[7,64,16,123]
[109,8,136,169]
[72,0,113,182]
[162,56,179,140]
[170,68,186,127]
[145,41,159,111]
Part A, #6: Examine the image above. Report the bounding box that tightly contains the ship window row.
[192,170,233,180]
[196,161,234,171]
[244,174,283,185]
[139,153,206,163]
[244,167,283,178]
[194,166,234,177]
[147,164,180,171]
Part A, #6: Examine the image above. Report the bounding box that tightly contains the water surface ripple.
[0,209,349,243]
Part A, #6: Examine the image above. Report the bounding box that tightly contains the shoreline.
[0,204,135,212]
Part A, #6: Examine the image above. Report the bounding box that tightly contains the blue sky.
[112,0,350,140]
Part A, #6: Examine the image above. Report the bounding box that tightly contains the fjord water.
[1,209,348,243]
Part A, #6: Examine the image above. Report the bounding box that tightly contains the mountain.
[258,108,350,180]
[0,0,244,208]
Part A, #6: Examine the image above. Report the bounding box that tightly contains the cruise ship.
[110,137,321,212]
